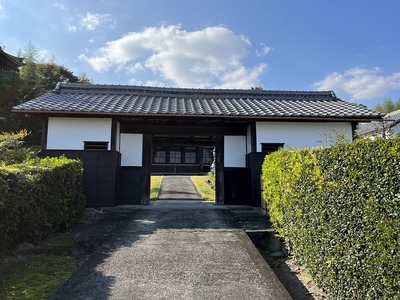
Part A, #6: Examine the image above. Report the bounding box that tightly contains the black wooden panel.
[40,150,120,207]
[224,168,248,205]
[118,167,142,205]
[246,152,266,207]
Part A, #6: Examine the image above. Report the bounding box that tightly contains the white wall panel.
[246,125,252,154]
[47,117,112,150]
[224,136,246,167]
[120,133,143,166]
[256,122,352,151]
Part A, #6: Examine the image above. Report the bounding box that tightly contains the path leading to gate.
[50,178,291,299]
[158,175,202,200]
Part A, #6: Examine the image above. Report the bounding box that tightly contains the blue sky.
[1,0,399,108]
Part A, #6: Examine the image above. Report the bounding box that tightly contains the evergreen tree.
[374,97,400,113]
[0,41,92,145]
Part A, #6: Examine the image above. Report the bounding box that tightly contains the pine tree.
[374,97,400,113]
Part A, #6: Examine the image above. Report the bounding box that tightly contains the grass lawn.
[190,175,215,201]
[150,176,163,200]
[0,254,77,300]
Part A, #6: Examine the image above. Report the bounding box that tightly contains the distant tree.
[37,63,90,93]
[78,72,92,84]
[0,41,92,145]
[0,71,21,108]
[374,97,400,113]
[251,86,263,90]
[18,41,41,101]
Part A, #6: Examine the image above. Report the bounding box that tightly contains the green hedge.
[262,138,400,299]
[0,156,85,253]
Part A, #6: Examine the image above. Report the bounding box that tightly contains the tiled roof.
[385,109,400,125]
[357,108,400,136]
[12,83,383,121]
[0,48,24,72]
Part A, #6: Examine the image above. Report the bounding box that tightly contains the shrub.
[0,156,85,253]
[262,138,400,299]
[0,130,39,165]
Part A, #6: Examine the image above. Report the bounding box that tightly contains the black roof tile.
[12,83,384,121]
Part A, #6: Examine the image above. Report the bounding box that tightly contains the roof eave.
[11,109,384,122]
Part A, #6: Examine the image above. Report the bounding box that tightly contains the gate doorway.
[151,175,216,202]
[151,135,215,175]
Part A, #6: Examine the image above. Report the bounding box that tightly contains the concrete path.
[50,178,291,300]
[158,176,202,200]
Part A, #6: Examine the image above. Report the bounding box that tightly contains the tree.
[18,41,41,101]
[0,41,92,145]
[0,71,20,108]
[374,97,400,113]
[17,41,91,101]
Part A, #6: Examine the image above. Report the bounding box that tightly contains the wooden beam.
[121,123,247,136]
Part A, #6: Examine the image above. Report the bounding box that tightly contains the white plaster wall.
[47,117,112,150]
[256,122,352,151]
[246,125,252,154]
[224,136,246,167]
[120,133,143,166]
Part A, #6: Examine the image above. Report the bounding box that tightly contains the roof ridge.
[54,82,336,98]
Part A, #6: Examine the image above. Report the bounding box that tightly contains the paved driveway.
[51,177,291,300]
[158,176,202,200]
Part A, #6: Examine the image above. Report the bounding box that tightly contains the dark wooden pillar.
[249,122,257,152]
[41,117,48,150]
[110,119,118,151]
[215,135,224,205]
[199,146,203,173]
[141,134,152,204]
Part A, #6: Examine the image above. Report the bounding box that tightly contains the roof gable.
[12,83,383,121]
[0,48,24,72]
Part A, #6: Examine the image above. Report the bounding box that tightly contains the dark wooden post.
[141,134,152,204]
[198,146,203,173]
[110,119,118,151]
[41,117,48,150]
[215,135,224,205]
[249,122,257,153]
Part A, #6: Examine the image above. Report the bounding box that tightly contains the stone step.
[230,210,269,221]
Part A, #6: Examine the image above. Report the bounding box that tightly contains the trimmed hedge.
[262,138,400,299]
[0,156,85,253]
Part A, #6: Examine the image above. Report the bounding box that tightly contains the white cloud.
[256,43,273,56]
[67,23,77,32]
[0,2,8,21]
[53,2,66,10]
[217,63,268,89]
[67,12,116,32]
[313,67,400,100]
[80,24,267,88]
[37,49,51,60]
[79,12,116,31]
[128,78,166,87]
